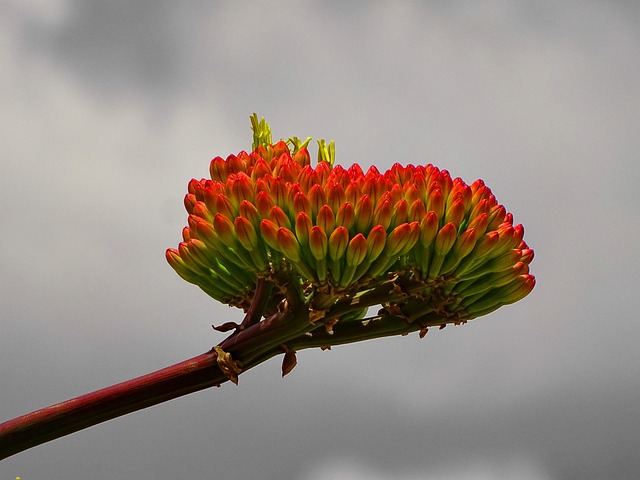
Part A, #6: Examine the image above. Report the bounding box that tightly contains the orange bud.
[346,233,367,267]
[316,204,335,234]
[295,212,313,247]
[354,195,374,233]
[309,226,328,260]
[326,182,345,213]
[259,219,280,251]
[269,206,291,229]
[336,202,355,231]
[209,156,227,182]
[366,225,387,262]
[234,216,258,251]
[419,211,439,248]
[213,213,236,245]
[256,190,274,218]
[408,198,426,223]
[373,196,392,230]
[329,226,349,261]
[277,227,301,262]
[434,222,457,256]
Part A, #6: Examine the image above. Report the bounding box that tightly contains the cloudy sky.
[1,1,639,479]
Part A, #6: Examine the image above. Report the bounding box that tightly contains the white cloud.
[304,455,551,480]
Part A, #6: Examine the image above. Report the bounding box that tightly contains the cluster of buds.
[167,115,534,342]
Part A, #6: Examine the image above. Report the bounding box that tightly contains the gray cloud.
[1,1,639,479]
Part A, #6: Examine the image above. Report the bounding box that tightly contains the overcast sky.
[1,1,639,479]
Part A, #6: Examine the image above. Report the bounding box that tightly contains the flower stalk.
[0,114,535,460]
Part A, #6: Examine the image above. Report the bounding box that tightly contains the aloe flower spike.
[0,114,536,461]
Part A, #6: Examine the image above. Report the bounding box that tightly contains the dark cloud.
[19,0,209,98]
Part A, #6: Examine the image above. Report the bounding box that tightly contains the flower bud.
[316,204,335,234]
[336,202,355,232]
[328,226,349,261]
[277,227,301,262]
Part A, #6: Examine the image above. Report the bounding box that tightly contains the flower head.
[167,115,535,330]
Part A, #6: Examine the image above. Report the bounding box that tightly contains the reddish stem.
[0,351,229,461]
[0,275,442,461]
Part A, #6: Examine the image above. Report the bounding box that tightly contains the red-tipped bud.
[270,176,288,206]
[272,157,296,183]
[436,170,453,199]
[419,211,439,247]
[404,183,420,205]
[309,226,328,260]
[256,190,274,218]
[434,222,457,256]
[346,233,367,267]
[444,197,465,228]
[344,181,360,206]
[269,206,291,229]
[239,200,260,227]
[373,197,392,230]
[328,226,349,261]
[209,156,227,182]
[493,225,519,255]
[184,193,198,215]
[295,212,313,247]
[326,182,345,213]
[467,212,489,237]
[504,212,513,225]
[234,216,258,251]
[386,222,419,257]
[470,179,489,204]
[298,165,318,193]
[215,194,236,220]
[336,202,355,231]
[193,201,214,224]
[316,204,335,234]
[213,213,236,245]
[453,228,478,259]
[427,188,444,220]
[293,191,311,215]
[308,184,326,217]
[473,231,500,258]
[228,172,253,206]
[520,248,534,265]
[512,224,525,246]
[468,198,489,222]
[293,147,311,167]
[277,227,301,262]
[391,199,408,225]
[272,140,290,158]
[487,204,507,231]
[189,215,217,245]
[362,175,385,204]
[366,225,387,262]
[354,195,374,232]
[315,161,331,185]
[259,219,280,251]
[187,178,201,196]
[250,158,272,181]
[408,198,426,223]
[225,153,245,175]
